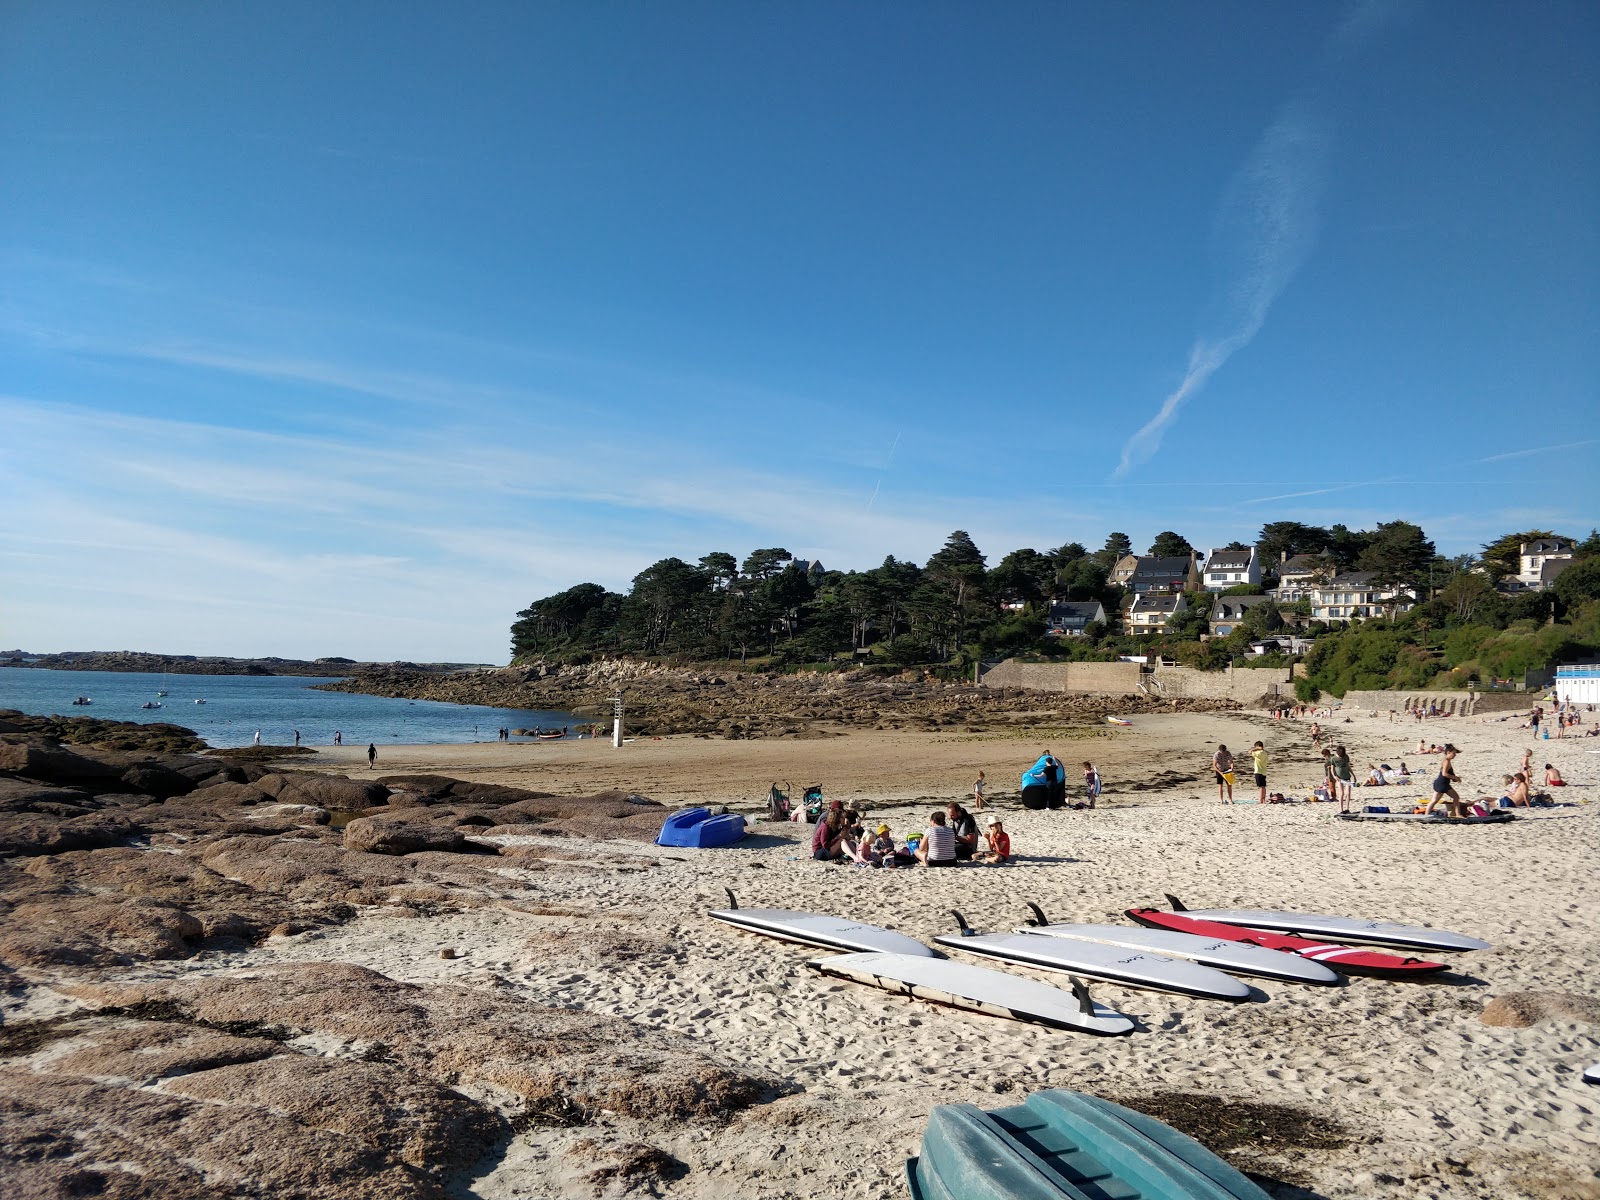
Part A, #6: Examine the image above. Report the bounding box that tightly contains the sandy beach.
[5,703,1597,1199]
[272,707,1600,1199]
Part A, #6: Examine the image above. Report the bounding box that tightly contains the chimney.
[1280,549,1287,563]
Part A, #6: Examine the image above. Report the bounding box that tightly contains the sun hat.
[876,824,890,834]
[985,813,1001,826]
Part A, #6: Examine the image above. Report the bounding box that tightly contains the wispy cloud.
[1114,96,1330,479]
[1472,439,1600,464]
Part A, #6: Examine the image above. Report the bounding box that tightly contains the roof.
[1129,556,1194,581]
[1048,601,1104,620]
[1204,549,1253,570]
[1210,595,1274,620]
[1279,554,1323,575]
[1131,594,1183,614]
[1522,539,1572,555]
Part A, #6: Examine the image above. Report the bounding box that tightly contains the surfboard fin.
[949,910,975,936]
[1070,977,1095,1016]
[724,889,738,910]
[1024,901,1050,927]
[1165,893,1188,911]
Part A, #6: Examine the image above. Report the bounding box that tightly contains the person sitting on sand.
[1389,762,1411,783]
[812,801,850,861]
[1544,764,1567,787]
[976,814,1012,864]
[1364,764,1388,786]
[946,802,979,861]
[916,811,958,867]
[1508,772,1531,807]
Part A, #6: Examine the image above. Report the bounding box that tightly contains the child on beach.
[1545,764,1567,786]
[1250,742,1268,805]
[977,815,1012,864]
[1425,745,1465,818]
[1212,744,1234,804]
[1082,761,1101,809]
[972,771,987,811]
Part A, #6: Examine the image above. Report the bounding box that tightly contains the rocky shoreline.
[318,660,1244,738]
[0,709,772,1198]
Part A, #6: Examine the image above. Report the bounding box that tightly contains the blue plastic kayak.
[906,1089,1270,1200]
[655,807,747,848]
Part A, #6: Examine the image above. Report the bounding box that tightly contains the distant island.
[0,650,493,677]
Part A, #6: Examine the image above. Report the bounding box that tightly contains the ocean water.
[0,668,584,749]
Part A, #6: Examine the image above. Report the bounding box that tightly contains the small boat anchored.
[71,696,92,706]
[140,701,162,710]
[194,698,207,704]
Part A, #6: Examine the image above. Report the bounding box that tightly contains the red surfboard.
[1125,908,1447,977]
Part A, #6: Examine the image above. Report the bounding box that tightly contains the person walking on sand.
[1425,744,1463,817]
[1212,744,1234,804]
[1309,722,1322,749]
[1250,742,1268,805]
[293,729,300,747]
[334,730,342,746]
[1082,761,1101,809]
[252,730,261,746]
[367,743,377,769]
[1330,745,1354,812]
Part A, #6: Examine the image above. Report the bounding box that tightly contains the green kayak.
[906,1089,1271,1200]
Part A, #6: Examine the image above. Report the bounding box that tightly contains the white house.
[1046,600,1105,637]
[1310,573,1415,624]
[1127,592,1186,636]
[1273,553,1326,602]
[1513,539,1574,591]
[1202,547,1260,592]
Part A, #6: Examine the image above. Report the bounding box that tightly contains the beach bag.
[1366,805,1390,814]
[1470,803,1488,817]
[1222,771,1236,786]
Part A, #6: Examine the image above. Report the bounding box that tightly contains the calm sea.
[0,668,583,749]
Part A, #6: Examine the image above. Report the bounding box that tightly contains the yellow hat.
[877,824,890,834]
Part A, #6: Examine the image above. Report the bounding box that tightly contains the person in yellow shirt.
[1250,741,1268,805]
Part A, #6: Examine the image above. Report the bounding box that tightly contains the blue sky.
[2,1,1595,661]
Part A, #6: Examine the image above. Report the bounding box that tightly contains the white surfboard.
[933,916,1250,1001]
[1016,907,1338,986]
[1584,1063,1600,1087]
[1170,903,1490,952]
[810,951,1135,1036]
[709,895,937,957]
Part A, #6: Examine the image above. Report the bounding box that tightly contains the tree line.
[511,523,1600,683]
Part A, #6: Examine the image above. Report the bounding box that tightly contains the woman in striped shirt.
[915,811,958,867]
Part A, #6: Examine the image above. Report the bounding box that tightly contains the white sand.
[253,707,1600,1197]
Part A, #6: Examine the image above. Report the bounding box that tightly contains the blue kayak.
[907,1089,1270,1200]
[656,807,747,848]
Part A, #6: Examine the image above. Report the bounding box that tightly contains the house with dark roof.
[1126,554,1200,594]
[1127,592,1186,636]
[1512,539,1574,592]
[1045,600,1106,638]
[1209,594,1276,637]
[1202,547,1260,592]
[1272,553,1327,602]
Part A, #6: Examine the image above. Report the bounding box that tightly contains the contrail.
[865,429,902,512]
[1113,98,1328,479]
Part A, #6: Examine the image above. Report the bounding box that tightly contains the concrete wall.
[1339,689,1479,716]
[978,660,1143,695]
[978,659,1289,702]
[1149,663,1292,703]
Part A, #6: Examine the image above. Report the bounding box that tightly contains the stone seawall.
[979,660,1290,704]
[1339,689,1481,716]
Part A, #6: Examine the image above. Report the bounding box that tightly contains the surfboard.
[709,893,937,957]
[1129,906,1449,975]
[1017,904,1338,985]
[1163,896,1489,952]
[810,952,1135,1036]
[934,913,1249,1001]
[1105,716,1134,726]
[1337,810,1515,824]
[1583,1063,1600,1087]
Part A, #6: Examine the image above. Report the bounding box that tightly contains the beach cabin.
[1555,663,1600,705]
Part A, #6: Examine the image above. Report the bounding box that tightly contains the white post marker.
[609,694,623,748]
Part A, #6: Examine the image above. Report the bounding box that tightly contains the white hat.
[984,813,1001,826]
